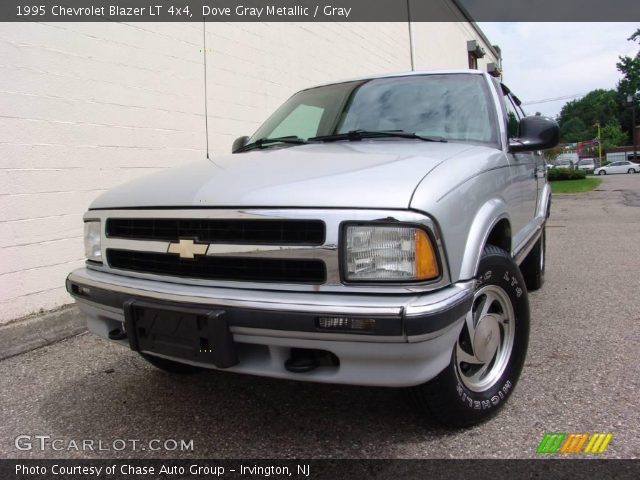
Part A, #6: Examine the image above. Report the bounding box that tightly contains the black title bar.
[0,0,639,22]
[2,459,640,480]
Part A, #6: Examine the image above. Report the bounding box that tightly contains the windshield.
[249,74,499,146]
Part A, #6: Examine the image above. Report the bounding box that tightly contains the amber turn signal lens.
[415,230,439,280]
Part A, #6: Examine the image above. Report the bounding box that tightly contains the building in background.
[0,8,500,323]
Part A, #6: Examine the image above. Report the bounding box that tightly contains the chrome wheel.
[409,245,529,427]
[456,284,515,392]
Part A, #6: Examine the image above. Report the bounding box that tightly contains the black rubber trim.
[404,294,472,337]
[67,278,401,336]
[66,277,467,337]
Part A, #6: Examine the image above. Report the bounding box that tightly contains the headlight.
[344,225,439,282]
[84,221,102,263]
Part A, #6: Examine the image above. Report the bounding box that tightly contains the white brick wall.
[0,18,497,323]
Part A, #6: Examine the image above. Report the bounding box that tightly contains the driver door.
[502,92,538,250]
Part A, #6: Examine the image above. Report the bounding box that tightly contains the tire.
[628,169,636,174]
[520,228,545,291]
[598,170,606,175]
[408,245,530,428]
[139,352,204,374]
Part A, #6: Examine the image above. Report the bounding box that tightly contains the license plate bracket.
[123,299,238,369]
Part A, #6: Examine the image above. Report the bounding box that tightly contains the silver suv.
[67,70,559,427]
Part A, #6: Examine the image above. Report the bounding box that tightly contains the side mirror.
[232,136,250,153]
[509,116,559,153]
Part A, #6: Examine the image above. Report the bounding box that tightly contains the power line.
[522,92,588,106]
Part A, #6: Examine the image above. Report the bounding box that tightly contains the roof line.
[300,69,487,91]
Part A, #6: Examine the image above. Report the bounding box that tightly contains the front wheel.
[598,170,606,175]
[408,245,530,427]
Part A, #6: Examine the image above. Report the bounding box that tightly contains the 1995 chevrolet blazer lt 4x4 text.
[67,70,559,426]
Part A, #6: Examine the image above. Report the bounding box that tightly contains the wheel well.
[486,219,511,253]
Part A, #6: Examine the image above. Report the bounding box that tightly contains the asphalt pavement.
[1,174,639,459]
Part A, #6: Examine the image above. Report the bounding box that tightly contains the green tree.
[557,89,619,143]
[600,122,627,150]
[616,29,640,144]
[543,145,563,162]
[617,29,640,98]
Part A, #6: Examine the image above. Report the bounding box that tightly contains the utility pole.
[628,94,638,163]
[633,103,637,163]
[594,122,602,167]
[406,0,415,71]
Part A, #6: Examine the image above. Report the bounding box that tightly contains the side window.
[503,95,521,139]
[268,104,324,139]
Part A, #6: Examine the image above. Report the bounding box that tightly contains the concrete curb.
[0,305,86,360]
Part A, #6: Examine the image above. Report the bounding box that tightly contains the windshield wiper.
[235,136,308,153]
[309,130,448,143]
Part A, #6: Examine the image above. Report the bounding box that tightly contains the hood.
[90,141,479,210]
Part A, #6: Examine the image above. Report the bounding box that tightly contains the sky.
[476,23,639,119]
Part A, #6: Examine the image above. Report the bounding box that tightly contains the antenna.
[203,20,210,159]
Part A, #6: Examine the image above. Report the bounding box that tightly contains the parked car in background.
[594,161,640,175]
[576,158,595,173]
[554,153,578,169]
[553,158,574,169]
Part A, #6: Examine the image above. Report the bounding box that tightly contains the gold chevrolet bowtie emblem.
[167,239,208,259]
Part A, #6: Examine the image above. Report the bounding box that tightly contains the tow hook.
[108,328,127,340]
[285,348,320,373]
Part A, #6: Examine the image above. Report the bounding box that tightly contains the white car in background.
[594,161,640,175]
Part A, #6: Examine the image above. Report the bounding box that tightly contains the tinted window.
[338,75,498,144]
[269,104,324,139]
[250,74,499,146]
[251,82,355,142]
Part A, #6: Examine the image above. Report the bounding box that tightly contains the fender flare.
[458,198,511,281]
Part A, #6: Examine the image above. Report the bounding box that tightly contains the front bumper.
[66,268,473,387]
